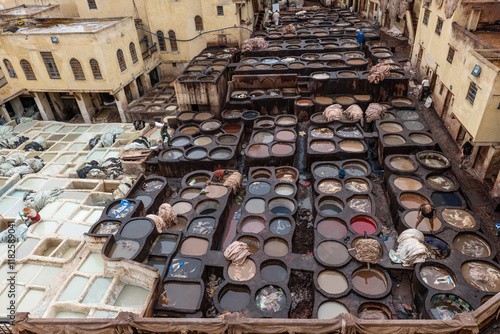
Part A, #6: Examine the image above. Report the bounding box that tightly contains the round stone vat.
[316,240,350,266]
[317,218,348,239]
[453,233,491,257]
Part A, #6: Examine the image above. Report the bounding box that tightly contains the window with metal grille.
[89,59,102,79]
[446,47,455,64]
[439,83,444,95]
[497,100,500,109]
[40,52,60,79]
[466,82,478,105]
[88,0,97,9]
[157,31,166,51]
[195,16,203,31]
[117,49,127,72]
[423,9,430,25]
[169,30,178,52]
[217,5,224,16]
[20,59,36,80]
[3,59,16,78]
[70,58,85,80]
[435,17,443,35]
[129,42,138,63]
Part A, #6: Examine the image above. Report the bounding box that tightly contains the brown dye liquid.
[253,132,274,144]
[180,126,199,134]
[317,219,348,239]
[391,98,412,106]
[311,128,334,138]
[379,122,403,133]
[358,306,390,320]
[384,135,406,145]
[314,96,334,104]
[427,175,454,191]
[180,188,201,199]
[352,268,387,295]
[339,140,364,152]
[318,180,342,194]
[461,261,500,292]
[410,134,433,144]
[400,193,428,209]
[276,130,295,141]
[204,185,228,198]
[345,179,369,192]
[390,157,415,170]
[228,259,256,281]
[404,210,442,231]
[272,143,293,155]
[420,266,456,290]
[317,241,349,265]
[180,237,209,256]
[336,96,355,104]
[394,177,423,191]
[195,112,212,121]
[296,99,313,106]
[311,141,335,152]
[248,144,270,157]
[354,95,370,101]
[318,271,348,294]
[348,197,371,213]
[193,136,212,146]
[264,239,289,257]
[347,58,366,64]
[222,124,241,134]
[453,234,491,257]
[442,209,476,228]
[178,112,195,121]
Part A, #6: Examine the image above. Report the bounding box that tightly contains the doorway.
[441,90,453,119]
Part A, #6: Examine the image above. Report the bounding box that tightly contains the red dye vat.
[351,218,377,235]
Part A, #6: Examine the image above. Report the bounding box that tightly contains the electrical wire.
[135,25,254,42]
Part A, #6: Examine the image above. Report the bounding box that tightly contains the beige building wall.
[145,0,254,73]
[16,0,78,17]
[0,1,18,9]
[0,18,146,96]
[0,5,62,21]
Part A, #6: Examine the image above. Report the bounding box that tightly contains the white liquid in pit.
[17,289,45,312]
[68,143,86,151]
[17,264,42,284]
[8,190,27,198]
[82,277,113,303]
[72,209,90,222]
[103,150,120,159]
[59,276,89,301]
[74,154,87,162]
[39,202,61,218]
[0,285,24,312]
[86,210,103,223]
[92,310,118,318]
[55,154,75,163]
[53,202,80,220]
[78,133,95,141]
[79,253,104,273]
[32,221,59,236]
[32,266,62,287]
[63,192,89,201]
[61,246,77,259]
[16,238,39,259]
[113,285,149,308]
[55,311,87,318]
[0,197,25,217]
[42,164,65,175]
[87,150,106,161]
[20,178,46,189]
[57,222,89,238]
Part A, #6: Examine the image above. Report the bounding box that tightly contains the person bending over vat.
[415,204,437,232]
[426,238,450,259]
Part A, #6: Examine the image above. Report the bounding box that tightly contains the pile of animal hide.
[368,63,391,84]
[242,38,268,53]
[223,172,243,194]
[323,104,343,121]
[365,103,387,123]
[281,24,295,33]
[344,104,363,121]
[147,203,178,232]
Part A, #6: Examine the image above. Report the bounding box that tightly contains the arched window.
[157,31,166,51]
[89,59,102,79]
[70,58,85,80]
[168,30,178,52]
[117,49,127,72]
[195,16,203,31]
[87,0,97,9]
[3,59,16,78]
[129,42,138,64]
[20,59,36,80]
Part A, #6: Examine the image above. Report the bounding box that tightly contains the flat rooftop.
[474,30,500,49]
[4,18,122,34]
[0,5,54,16]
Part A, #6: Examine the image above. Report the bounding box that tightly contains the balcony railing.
[142,43,158,60]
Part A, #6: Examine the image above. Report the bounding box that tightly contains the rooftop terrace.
[2,18,122,35]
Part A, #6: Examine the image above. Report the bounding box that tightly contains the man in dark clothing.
[415,204,437,232]
[286,0,289,9]
[459,138,473,169]
[426,238,450,259]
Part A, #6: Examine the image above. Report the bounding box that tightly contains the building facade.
[410,0,500,198]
